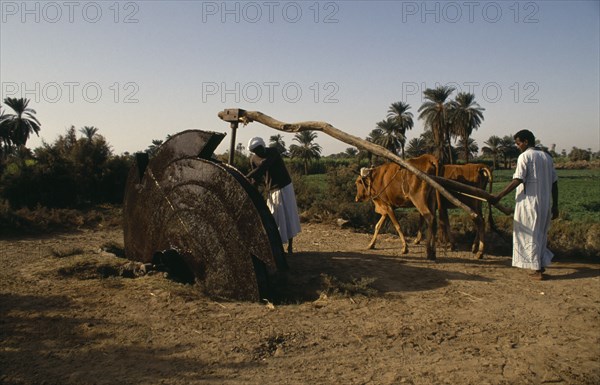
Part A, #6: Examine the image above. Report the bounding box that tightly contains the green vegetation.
[491,169,600,222]
[289,166,599,258]
[298,173,327,202]
[0,97,41,151]
[1,126,131,209]
[290,167,600,224]
[289,131,323,175]
[1,96,598,258]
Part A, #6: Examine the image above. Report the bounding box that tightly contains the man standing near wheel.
[246,137,301,256]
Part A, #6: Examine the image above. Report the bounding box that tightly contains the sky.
[1,0,599,156]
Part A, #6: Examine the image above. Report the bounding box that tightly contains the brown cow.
[355,154,438,260]
[436,163,493,259]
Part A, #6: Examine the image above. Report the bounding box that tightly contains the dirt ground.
[1,223,599,385]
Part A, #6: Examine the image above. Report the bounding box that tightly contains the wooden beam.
[218,109,482,218]
[430,175,513,216]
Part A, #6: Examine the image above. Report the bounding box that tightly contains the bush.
[548,221,600,259]
[0,200,122,234]
[98,155,133,204]
[0,129,132,208]
[483,214,599,259]
[568,147,592,162]
[554,160,600,170]
[286,158,327,175]
[215,152,251,175]
[290,170,321,213]
[293,165,378,228]
[283,157,371,176]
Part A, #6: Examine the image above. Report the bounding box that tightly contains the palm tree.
[373,118,402,155]
[500,135,518,168]
[269,134,285,147]
[448,93,484,162]
[79,126,99,141]
[269,134,286,154]
[406,137,427,158]
[367,128,383,144]
[0,97,41,147]
[456,137,479,162]
[418,86,455,163]
[387,101,414,158]
[0,106,10,159]
[289,131,322,175]
[146,139,164,157]
[406,131,438,158]
[482,135,502,169]
[344,147,358,157]
[364,128,383,165]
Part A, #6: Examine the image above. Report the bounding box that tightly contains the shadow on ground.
[0,293,258,385]
[271,251,493,304]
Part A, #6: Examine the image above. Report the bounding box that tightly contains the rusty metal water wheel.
[123,130,286,301]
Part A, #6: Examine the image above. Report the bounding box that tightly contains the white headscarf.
[248,137,265,151]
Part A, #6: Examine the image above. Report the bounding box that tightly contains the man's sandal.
[529,270,544,281]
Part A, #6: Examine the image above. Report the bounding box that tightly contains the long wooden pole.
[430,175,513,216]
[218,109,480,218]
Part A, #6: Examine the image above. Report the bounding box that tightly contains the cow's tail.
[434,158,443,238]
[435,158,443,213]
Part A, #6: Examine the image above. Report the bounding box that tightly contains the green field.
[492,169,600,222]
[299,168,600,223]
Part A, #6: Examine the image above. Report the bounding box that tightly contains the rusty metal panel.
[123,130,284,301]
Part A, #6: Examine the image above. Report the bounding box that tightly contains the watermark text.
[1,1,140,23]
[401,1,539,23]
[401,81,539,104]
[1,81,140,103]
[201,1,339,23]
[201,81,340,103]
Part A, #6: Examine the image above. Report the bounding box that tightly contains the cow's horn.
[360,167,372,178]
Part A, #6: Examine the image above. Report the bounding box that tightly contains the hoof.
[401,247,409,254]
[475,252,484,260]
[367,244,375,250]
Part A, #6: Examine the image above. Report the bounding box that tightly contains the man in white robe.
[491,130,559,280]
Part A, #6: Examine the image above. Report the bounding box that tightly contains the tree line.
[0,94,596,210]
[1,98,130,208]
[228,86,595,172]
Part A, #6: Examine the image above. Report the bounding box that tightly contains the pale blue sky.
[1,0,599,155]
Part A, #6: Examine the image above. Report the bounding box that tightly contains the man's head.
[514,129,535,152]
[248,137,266,156]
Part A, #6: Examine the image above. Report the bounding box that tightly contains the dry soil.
[1,223,599,385]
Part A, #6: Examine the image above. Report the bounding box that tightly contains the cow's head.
[355,167,373,202]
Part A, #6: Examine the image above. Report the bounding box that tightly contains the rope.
[365,167,401,202]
